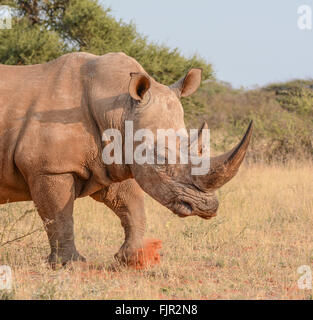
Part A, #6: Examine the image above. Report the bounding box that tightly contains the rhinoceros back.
[0,53,97,202]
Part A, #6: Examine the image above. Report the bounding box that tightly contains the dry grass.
[0,162,312,300]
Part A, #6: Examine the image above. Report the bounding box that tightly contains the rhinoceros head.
[125,69,253,219]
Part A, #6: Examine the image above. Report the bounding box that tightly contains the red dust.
[129,238,162,270]
[44,238,163,276]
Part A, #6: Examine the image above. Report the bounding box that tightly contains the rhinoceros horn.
[193,121,253,190]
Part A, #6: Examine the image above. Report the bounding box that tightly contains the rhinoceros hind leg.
[29,174,85,267]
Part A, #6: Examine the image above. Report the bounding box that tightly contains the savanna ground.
[0,161,312,300]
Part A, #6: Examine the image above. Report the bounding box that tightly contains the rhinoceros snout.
[170,193,219,219]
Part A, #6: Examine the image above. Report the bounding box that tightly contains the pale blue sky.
[101,0,313,88]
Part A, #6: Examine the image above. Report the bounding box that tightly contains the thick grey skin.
[0,52,150,265]
[91,179,146,264]
[0,52,251,266]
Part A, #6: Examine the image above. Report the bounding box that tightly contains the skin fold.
[0,52,252,266]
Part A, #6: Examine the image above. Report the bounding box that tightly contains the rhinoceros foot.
[47,250,86,269]
[115,238,162,270]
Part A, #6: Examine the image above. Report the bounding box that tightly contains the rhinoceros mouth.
[198,212,217,220]
[171,200,193,217]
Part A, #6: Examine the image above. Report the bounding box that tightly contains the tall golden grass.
[0,161,312,299]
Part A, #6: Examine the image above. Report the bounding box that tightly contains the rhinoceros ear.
[129,72,151,102]
[170,68,202,98]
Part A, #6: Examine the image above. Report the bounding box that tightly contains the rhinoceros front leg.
[91,179,146,264]
[29,174,85,267]
[91,179,161,267]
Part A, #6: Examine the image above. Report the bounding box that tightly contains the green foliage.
[265,80,313,121]
[130,44,211,85]
[45,0,138,52]
[0,18,64,65]
[189,81,313,161]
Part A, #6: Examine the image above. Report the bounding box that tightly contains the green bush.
[264,80,313,121]
[0,18,64,65]
[188,81,313,161]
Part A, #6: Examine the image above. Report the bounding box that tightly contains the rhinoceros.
[0,52,252,266]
